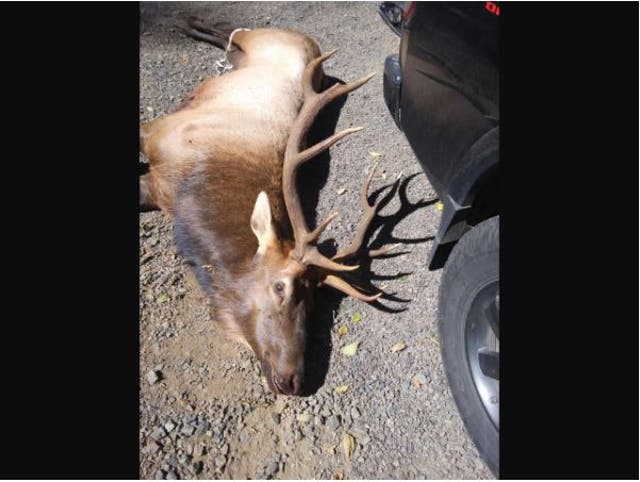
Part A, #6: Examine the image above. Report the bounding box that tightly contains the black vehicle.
[380,1,499,475]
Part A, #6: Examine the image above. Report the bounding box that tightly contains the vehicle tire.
[438,216,499,476]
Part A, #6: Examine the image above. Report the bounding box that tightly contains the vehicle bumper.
[383,54,402,130]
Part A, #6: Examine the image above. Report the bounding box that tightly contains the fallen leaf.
[340,342,359,357]
[391,342,407,353]
[156,294,169,304]
[337,325,348,336]
[399,274,409,281]
[337,187,347,195]
[368,151,382,158]
[334,385,349,394]
[351,312,362,323]
[427,333,440,348]
[436,202,444,211]
[333,470,344,480]
[201,264,214,272]
[342,432,356,462]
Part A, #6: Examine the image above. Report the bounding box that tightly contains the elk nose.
[274,374,302,396]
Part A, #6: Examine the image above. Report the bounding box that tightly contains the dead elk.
[140,25,394,396]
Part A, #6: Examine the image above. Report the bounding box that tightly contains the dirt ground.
[139,2,493,480]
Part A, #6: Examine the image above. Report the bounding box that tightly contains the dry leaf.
[368,151,382,158]
[391,342,407,353]
[340,342,359,357]
[333,470,344,480]
[436,202,444,211]
[337,325,348,336]
[342,432,356,462]
[351,312,362,323]
[156,294,169,304]
[334,385,349,394]
[337,187,346,195]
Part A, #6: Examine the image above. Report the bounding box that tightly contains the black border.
[0,2,140,479]
[0,0,637,479]
[501,2,639,479]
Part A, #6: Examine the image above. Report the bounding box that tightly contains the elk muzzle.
[260,357,304,396]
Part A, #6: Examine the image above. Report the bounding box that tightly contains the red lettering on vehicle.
[485,1,500,16]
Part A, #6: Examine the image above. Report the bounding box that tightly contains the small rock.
[214,455,227,468]
[166,469,177,480]
[177,452,189,464]
[164,421,176,433]
[151,426,167,440]
[239,432,251,443]
[270,412,281,425]
[146,441,162,455]
[266,461,278,475]
[154,469,165,480]
[327,415,341,431]
[351,407,361,419]
[146,370,160,385]
[180,424,195,436]
[314,415,325,426]
[220,443,229,455]
[411,373,429,388]
[194,444,206,457]
[194,421,209,435]
[192,461,203,474]
[296,413,313,424]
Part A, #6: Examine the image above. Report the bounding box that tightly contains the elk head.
[236,49,396,396]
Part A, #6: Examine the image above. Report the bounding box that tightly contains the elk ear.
[250,191,277,254]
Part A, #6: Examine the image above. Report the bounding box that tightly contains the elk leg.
[181,17,230,49]
[140,173,159,212]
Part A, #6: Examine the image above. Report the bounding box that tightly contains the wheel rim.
[465,280,499,429]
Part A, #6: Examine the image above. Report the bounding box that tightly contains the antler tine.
[305,249,359,272]
[368,243,401,257]
[306,210,339,244]
[322,275,382,302]
[302,49,338,99]
[283,49,375,267]
[332,160,390,261]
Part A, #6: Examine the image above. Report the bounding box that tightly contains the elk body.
[140,25,391,396]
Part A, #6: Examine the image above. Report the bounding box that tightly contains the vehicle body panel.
[382,2,499,269]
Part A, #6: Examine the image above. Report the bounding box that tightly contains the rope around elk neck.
[214,27,251,76]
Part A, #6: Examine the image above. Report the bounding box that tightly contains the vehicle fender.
[428,127,499,270]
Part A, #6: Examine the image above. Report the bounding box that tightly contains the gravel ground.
[139,2,493,479]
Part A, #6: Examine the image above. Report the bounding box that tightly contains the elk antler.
[282,50,387,302]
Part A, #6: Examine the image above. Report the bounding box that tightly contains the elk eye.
[274,281,285,296]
